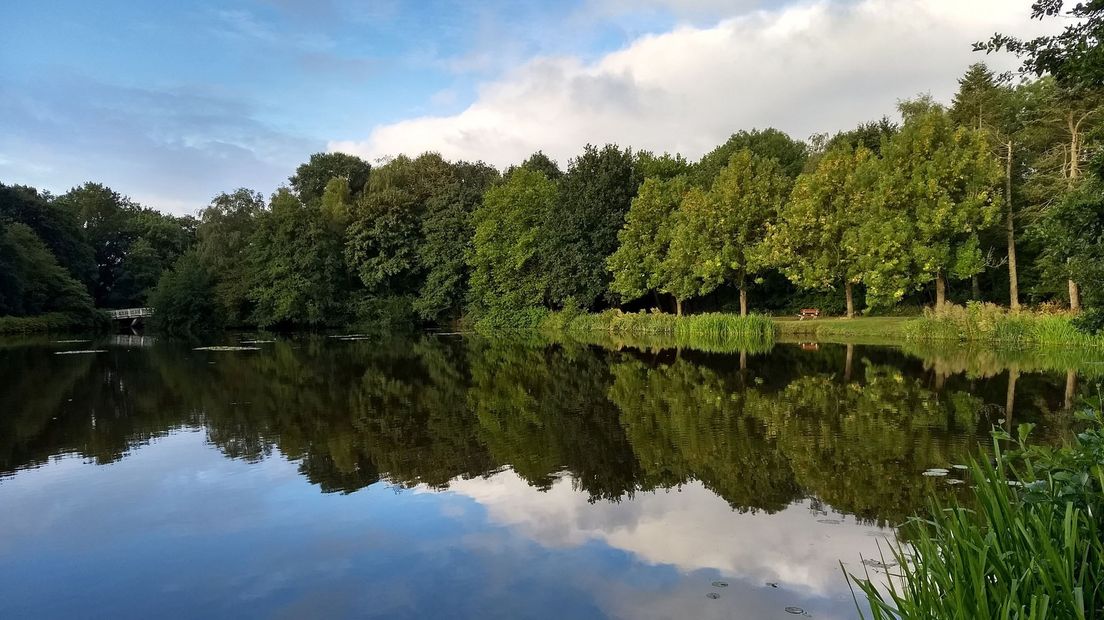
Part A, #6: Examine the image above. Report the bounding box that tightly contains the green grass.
[850,412,1104,619]
[903,303,1104,347]
[541,309,775,351]
[774,316,911,343]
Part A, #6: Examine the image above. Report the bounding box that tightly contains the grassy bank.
[539,309,776,351]
[851,411,1104,619]
[902,303,1104,347]
[0,311,108,334]
[477,303,1103,351]
[774,316,911,343]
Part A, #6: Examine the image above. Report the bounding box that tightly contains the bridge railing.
[108,307,154,320]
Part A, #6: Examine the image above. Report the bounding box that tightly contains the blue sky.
[0,0,722,211]
[0,1,1040,213]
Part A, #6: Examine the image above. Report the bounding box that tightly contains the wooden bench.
[797,308,820,320]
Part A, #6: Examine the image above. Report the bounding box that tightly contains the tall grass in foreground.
[541,309,776,351]
[903,302,1104,347]
[850,408,1104,619]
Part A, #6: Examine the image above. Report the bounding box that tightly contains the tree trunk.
[1006,141,1020,311]
[1065,370,1077,410]
[935,272,947,309]
[1005,367,1019,432]
[739,350,747,372]
[739,286,748,317]
[676,298,683,317]
[1068,111,1082,183]
[971,275,981,301]
[1069,278,1081,313]
[844,343,854,383]
[1064,113,1085,315]
[845,281,855,319]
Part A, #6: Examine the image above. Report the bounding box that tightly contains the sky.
[0,0,1053,215]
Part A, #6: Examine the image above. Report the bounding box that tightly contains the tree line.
[1,3,1101,332]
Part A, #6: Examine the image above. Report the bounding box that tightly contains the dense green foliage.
[853,411,1104,619]
[468,168,555,327]
[3,3,1102,334]
[148,253,221,336]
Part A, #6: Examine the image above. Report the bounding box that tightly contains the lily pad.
[711,581,728,588]
[55,339,91,343]
[706,592,720,599]
[240,339,275,344]
[951,464,968,470]
[785,606,806,615]
[922,468,949,477]
[54,350,106,355]
[817,518,842,524]
[946,479,966,485]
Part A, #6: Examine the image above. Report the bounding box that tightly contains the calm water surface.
[1,333,1098,619]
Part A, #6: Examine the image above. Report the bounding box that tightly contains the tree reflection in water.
[0,333,1090,526]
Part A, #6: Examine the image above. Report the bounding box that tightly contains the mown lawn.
[773,316,913,343]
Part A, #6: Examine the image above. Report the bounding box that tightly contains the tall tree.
[763,145,876,318]
[55,183,138,306]
[1034,175,1104,309]
[673,149,789,316]
[149,252,222,336]
[110,237,162,306]
[344,153,456,310]
[607,176,690,310]
[878,100,1004,307]
[692,128,807,187]
[289,152,372,203]
[541,144,641,308]
[949,63,1026,308]
[468,168,555,323]
[197,189,265,325]
[344,188,421,297]
[416,161,499,323]
[663,188,715,315]
[247,189,349,327]
[1018,77,1102,310]
[0,184,96,289]
[0,221,95,317]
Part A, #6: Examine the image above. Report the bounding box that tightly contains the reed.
[903,302,1104,347]
[850,409,1104,619]
[541,309,776,350]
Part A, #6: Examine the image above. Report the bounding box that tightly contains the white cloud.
[330,0,1054,168]
[446,471,890,600]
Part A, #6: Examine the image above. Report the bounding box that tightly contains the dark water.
[1,333,1099,619]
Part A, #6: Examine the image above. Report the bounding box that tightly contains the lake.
[0,332,1098,619]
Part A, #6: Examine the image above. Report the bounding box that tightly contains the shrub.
[1073,308,1104,336]
[0,311,108,334]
